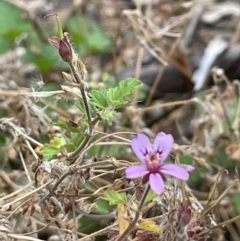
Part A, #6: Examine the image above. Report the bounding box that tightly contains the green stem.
[56,14,64,39]
[69,132,93,161]
[44,13,63,39]
[116,185,151,241]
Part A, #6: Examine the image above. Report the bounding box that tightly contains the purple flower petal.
[186,165,195,172]
[48,37,60,48]
[131,134,153,162]
[149,173,165,194]
[125,165,149,179]
[161,164,189,180]
[153,132,174,162]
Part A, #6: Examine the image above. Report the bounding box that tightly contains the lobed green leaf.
[90,89,109,109]
[42,145,61,161]
[107,78,142,108]
[102,190,127,205]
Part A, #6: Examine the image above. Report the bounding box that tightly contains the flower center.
[149,155,159,165]
[146,154,161,173]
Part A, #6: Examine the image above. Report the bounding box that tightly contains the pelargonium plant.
[126,132,193,194]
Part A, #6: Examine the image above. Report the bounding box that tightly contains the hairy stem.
[68,62,92,125]
[68,62,94,160]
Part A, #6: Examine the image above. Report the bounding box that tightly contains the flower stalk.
[46,14,95,161]
[44,14,97,198]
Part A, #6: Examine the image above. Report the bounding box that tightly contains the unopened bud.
[48,32,73,62]
[59,32,72,62]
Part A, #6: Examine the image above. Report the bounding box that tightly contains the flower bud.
[59,32,72,62]
[48,32,73,62]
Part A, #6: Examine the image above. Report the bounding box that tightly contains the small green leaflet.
[233,193,240,214]
[42,137,66,161]
[89,89,109,109]
[139,220,162,234]
[53,118,80,133]
[89,78,142,111]
[107,78,142,108]
[75,100,87,114]
[102,190,127,205]
[42,145,61,161]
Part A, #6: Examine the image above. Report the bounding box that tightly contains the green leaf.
[71,132,84,148]
[119,77,142,95]
[90,89,109,109]
[0,39,12,54]
[53,137,66,147]
[145,190,158,202]
[233,193,240,214]
[107,78,142,108]
[53,118,81,133]
[53,118,69,131]
[21,45,66,72]
[0,2,31,35]
[139,220,162,234]
[74,100,96,123]
[75,100,87,114]
[0,2,32,53]
[66,15,111,54]
[86,18,112,52]
[64,144,75,152]
[110,100,128,109]
[42,145,61,161]
[96,200,111,214]
[102,191,127,205]
[78,217,101,232]
[42,137,66,160]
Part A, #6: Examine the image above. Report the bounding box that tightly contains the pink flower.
[126,132,190,194]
